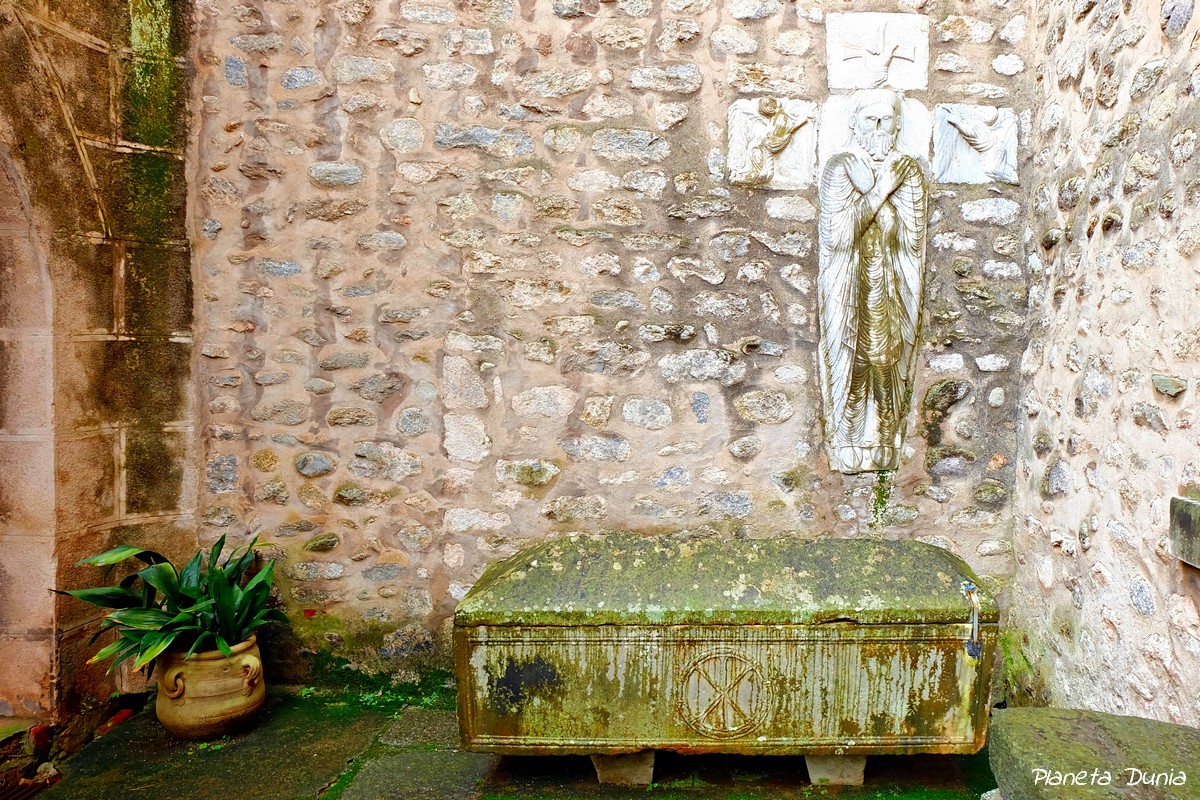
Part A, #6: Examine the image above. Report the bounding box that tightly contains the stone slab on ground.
[40,693,391,800]
[989,707,1200,800]
[379,709,459,750]
[342,750,499,800]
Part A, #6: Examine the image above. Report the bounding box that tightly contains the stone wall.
[1009,0,1200,724]
[0,0,194,716]
[191,0,1034,668]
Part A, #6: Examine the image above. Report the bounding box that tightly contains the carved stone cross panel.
[826,12,930,91]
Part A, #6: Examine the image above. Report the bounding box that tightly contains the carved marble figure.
[934,104,1018,185]
[818,90,928,474]
[826,13,930,91]
[727,98,818,190]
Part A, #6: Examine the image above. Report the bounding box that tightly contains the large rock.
[989,707,1200,799]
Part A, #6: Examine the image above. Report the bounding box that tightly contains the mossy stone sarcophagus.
[454,534,997,761]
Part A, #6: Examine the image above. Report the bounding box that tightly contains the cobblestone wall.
[1010,0,1200,723]
[191,0,1033,667]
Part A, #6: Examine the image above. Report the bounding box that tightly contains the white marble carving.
[727,98,818,190]
[819,95,931,171]
[826,13,930,91]
[817,90,929,474]
[934,104,1018,185]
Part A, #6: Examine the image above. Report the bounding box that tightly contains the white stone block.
[934,104,1019,184]
[727,98,818,189]
[826,13,929,90]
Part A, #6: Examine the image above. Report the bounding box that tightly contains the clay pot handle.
[240,653,262,696]
[163,667,186,699]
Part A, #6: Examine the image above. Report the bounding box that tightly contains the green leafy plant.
[62,535,288,676]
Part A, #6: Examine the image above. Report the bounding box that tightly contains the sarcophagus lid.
[455,533,999,628]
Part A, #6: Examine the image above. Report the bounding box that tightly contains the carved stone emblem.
[677,648,770,739]
[727,98,818,190]
[817,90,929,474]
[934,104,1019,185]
[826,13,930,91]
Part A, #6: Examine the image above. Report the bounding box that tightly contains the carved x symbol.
[696,656,756,729]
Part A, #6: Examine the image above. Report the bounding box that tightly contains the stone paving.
[35,692,996,800]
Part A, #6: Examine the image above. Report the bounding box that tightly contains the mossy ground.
[41,687,997,800]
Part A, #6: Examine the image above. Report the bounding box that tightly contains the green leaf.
[214,634,232,658]
[208,567,237,642]
[243,560,275,594]
[186,632,213,658]
[87,638,132,664]
[108,608,175,630]
[104,642,143,673]
[62,587,143,609]
[227,542,258,583]
[178,552,202,595]
[136,563,181,605]
[77,546,151,567]
[132,632,179,671]
[208,535,227,573]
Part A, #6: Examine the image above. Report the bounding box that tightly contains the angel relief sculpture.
[934,104,1018,185]
[818,90,928,473]
[727,97,818,190]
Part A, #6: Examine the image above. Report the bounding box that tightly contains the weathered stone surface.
[622,398,672,429]
[496,459,561,486]
[591,129,671,164]
[728,435,763,459]
[380,119,425,154]
[734,390,793,423]
[711,25,758,55]
[444,415,491,462]
[961,198,1020,225]
[327,407,379,427]
[559,433,631,462]
[351,442,423,481]
[308,162,364,187]
[628,65,703,94]
[287,561,345,581]
[729,0,780,19]
[1152,374,1187,397]
[331,56,395,83]
[516,68,592,98]
[658,350,746,385]
[295,452,338,478]
[990,708,1200,799]
[434,124,534,157]
[251,400,311,425]
[511,385,578,418]
[443,356,488,410]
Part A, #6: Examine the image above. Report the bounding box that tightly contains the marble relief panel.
[825,12,930,91]
[933,104,1019,185]
[818,95,931,172]
[727,98,819,190]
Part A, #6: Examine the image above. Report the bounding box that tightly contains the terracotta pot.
[155,635,266,740]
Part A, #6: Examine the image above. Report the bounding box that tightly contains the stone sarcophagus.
[454,533,998,785]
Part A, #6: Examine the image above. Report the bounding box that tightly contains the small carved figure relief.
[817,90,929,474]
[826,13,930,91]
[934,104,1019,185]
[727,98,818,190]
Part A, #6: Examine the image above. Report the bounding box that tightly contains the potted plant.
[62,535,288,740]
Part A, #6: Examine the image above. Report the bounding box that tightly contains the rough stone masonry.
[191,0,1035,674]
